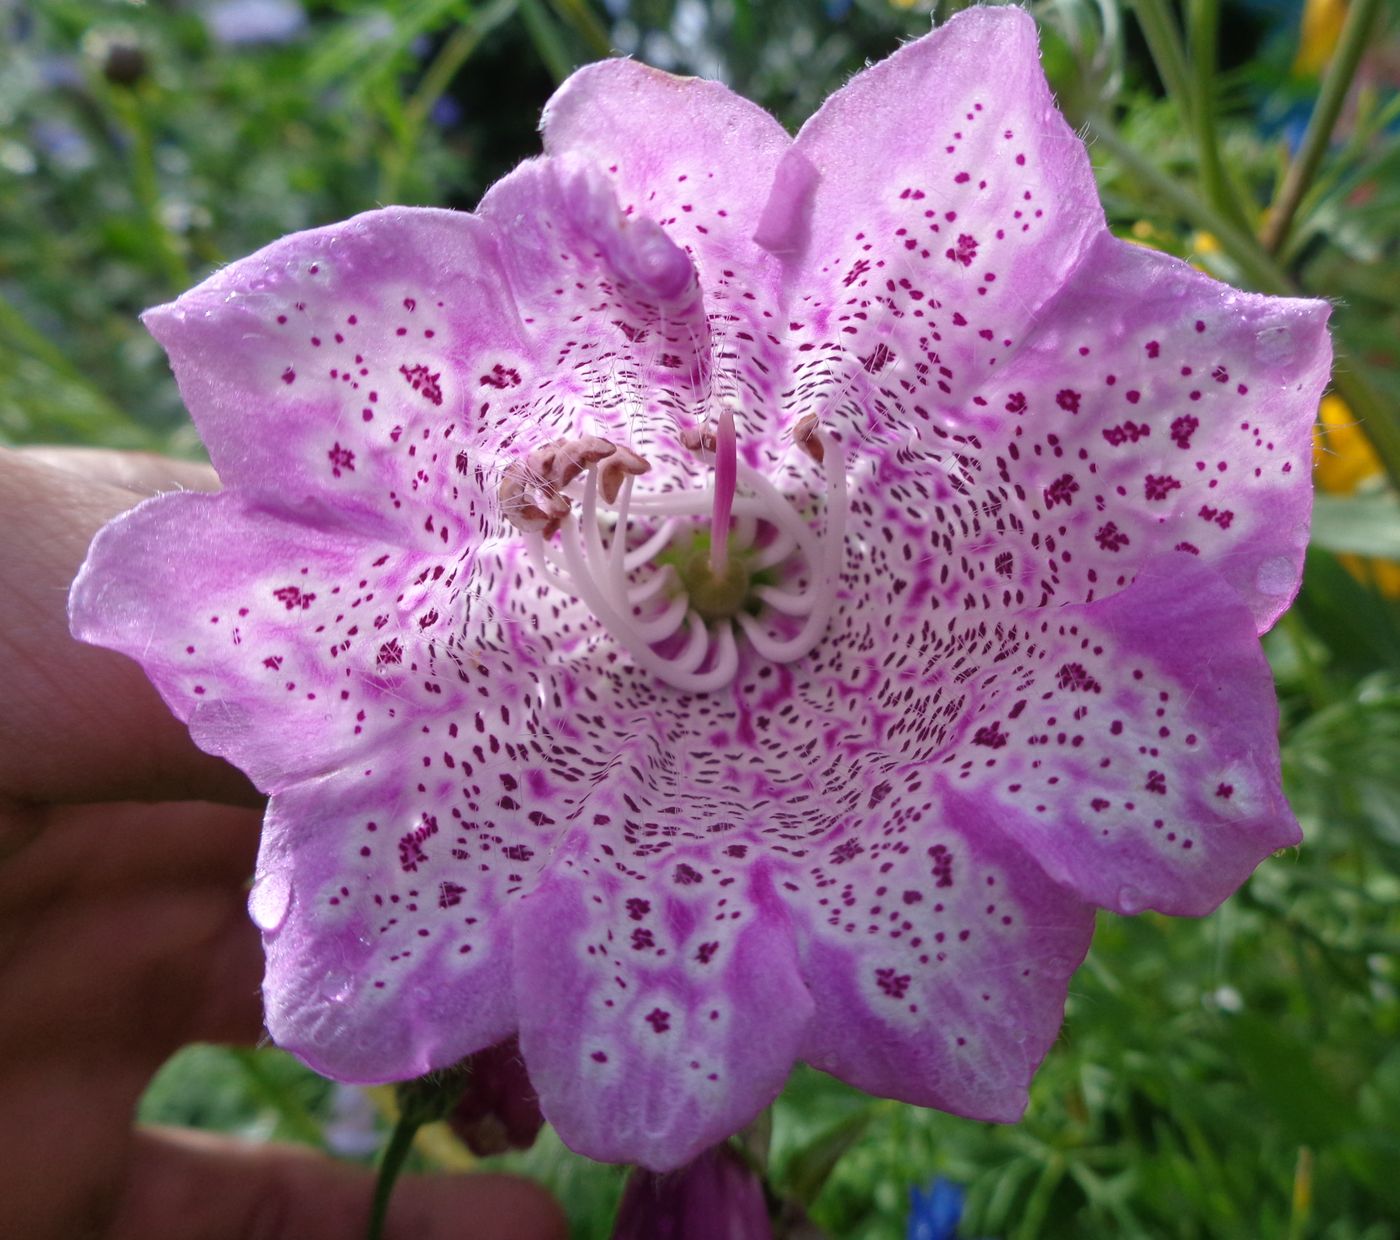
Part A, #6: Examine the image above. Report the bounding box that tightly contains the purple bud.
[445,1036,544,1157]
[612,1145,772,1240]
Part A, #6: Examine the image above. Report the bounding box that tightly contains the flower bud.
[446,1036,544,1157]
[612,1144,771,1240]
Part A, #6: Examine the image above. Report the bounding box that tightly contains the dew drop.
[1255,555,1295,596]
[321,970,355,1004]
[247,872,292,933]
[1254,324,1295,366]
[1117,884,1148,915]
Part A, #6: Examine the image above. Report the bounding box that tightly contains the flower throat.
[500,410,846,692]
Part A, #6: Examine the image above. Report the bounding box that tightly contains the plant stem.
[1186,0,1251,234]
[228,1048,326,1147]
[107,88,191,293]
[380,0,520,201]
[1128,0,1195,127]
[366,1113,421,1240]
[1329,362,1400,491]
[547,0,612,58]
[1261,0,1383,254]
[519,0,574,84]
[1087,114,1293,292]
[1280,609,1330,713]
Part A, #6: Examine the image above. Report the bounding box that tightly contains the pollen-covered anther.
[502,435,632,537]
[680,425,718,455]
[499,460,572,538]
[599,443,650,504]
[792,413,825,465]
[528,434,617,490]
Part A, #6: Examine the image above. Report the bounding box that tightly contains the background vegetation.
[4,0,1399,1235]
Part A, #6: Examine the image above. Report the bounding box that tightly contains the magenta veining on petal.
[69,7,1330,1172]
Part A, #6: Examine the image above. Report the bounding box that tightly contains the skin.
[0,447,566,1240]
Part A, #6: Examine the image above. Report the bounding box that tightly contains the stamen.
[508,418,847,692]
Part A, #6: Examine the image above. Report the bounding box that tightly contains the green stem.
[1186,0,1251,234]
[1087,114,1293,292]
[547,0,612,58]
[107,88,191,293]
[1329,363,1400,492]
[1128,0,1195,127]
[227,1049,326,1147]
[1261,0,1383,254]
[519,0,574,84]
[366,1113,422,1240]
[1280,89,1400,266]
[1280,609,1330,714]
[379,0,520,201]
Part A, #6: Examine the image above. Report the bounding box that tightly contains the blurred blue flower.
[430,96,463,130]
[31,120,94,172]
[322,1084,383,1159]
[908,1177,965,1240]
[204,0,306,47]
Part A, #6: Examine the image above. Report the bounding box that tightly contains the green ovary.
[663,531,768,622]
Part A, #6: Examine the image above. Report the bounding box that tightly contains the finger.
[108,1128,568,1240]
[0,449,258,806]
[1,801,267,1058]
[18,446,221,496]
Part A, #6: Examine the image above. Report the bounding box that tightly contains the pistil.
[710,407,737,576]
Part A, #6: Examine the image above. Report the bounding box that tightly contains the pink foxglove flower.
[71,8,1330,1172]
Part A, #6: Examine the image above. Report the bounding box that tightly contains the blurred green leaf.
[1311,492,1400,560]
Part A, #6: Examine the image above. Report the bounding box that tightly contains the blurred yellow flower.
[1314,393,1381,492]
[1295,0,1348,77]
[1313,393,1400,596]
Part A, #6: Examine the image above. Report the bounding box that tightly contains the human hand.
[0,448,566,1240]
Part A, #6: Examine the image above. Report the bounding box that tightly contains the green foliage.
[7,1,1400,1236]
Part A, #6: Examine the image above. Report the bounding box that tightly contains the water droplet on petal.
[321,969,355,1004]
[248,872,292,933]
[1117,884,1148,915]
[1255,555,1295,596]
[1254,324,1295,367]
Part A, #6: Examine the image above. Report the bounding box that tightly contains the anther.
[793,413,825,464]
[599,443,650,504]
[681,425,718,454]
[499,460,571,538]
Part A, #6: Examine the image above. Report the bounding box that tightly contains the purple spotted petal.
[514,841,811,1170]
[142,208,519,552]
[541,56,790,280]
[781,7,1330,629]
[972,235,1329,628]
[254,724,562,1081]
[788,791,1094,1119]
[542,57,795,461]
[952,555,1300,916]
[70,490,501,790]
[783,6,1101,426]
[477,158,716,483]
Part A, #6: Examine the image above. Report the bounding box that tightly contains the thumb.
[107,1127,567,1240]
